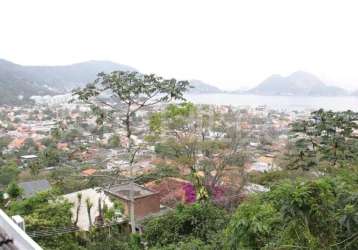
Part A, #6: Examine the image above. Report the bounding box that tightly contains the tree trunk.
[74,194,82,227]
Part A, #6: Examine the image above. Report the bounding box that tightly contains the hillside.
[0,59,225,105]
[248,71,347,96]
[0,59,54,105]
[188,79,222,94]
[0,59,136,105]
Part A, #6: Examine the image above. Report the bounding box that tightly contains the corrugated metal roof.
[18,180,51,198]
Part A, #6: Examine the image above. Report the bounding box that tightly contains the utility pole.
[129,169,136,233]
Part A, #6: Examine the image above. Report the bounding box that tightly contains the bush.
[143,203,228,248]
[225,173,358,249]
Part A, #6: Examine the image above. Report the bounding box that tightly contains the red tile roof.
[81,168,97,176]
[145,177,192,207]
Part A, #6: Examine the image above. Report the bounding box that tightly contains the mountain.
[0,58,223,105]
[0,59,136,105]
[0,59,54,105]
[248,71,347,96]
[188,79,223,94]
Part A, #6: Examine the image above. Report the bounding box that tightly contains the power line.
[27,220,126,238]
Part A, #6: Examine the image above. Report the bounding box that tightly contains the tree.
[63,128,82,142]
[29,161,40,176]
[149,103,249,205]
[143,203,228,248]
[85,197,93,228]
[0,136,11,156]
[50,127,62,141]
[224,171,358,249]
[7,191,79,249]
[287,109,358,170]
[107,134,121,148]
[0,160,20,185]
[7,182,22,199]
[39,146,63,167]
[74,192,82,227]
[20,138,38,154]
[74,70,190,232]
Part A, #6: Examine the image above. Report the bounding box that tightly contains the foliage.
[107,134,121,148]
[288,109,358,170]
[19,138,38,154]
[7,191,82,249]
[73,70,190,136]
[136,163,180,184]
[6,181,22,198]
[225,172,358,249]
[150,103,249,205]
[0,160,20,185]
[248,169,300,187]
[0,136,11,153]
[150,238,209,250]
[39,146,64,167]
[143,203,228,248]
[74,70,190,233]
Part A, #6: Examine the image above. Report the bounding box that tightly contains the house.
[18,180,51,199]
[244,183,270,194]
[105,183,160,220]
[8,138,26,150]
[20,155,38,168]
[0,209,42,250]
[62,188,123,231]
[257,156,275,167]
[247,162,273,172]
[81,168,97,177]
[145,177,193,207]
[56,142,69,151]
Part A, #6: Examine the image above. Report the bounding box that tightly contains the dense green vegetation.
[225,171,358,249]
[144,203,228,249]
[2,78,358,250]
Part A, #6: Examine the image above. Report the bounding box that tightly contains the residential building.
[105,183,160,220]
[18,180,51,199]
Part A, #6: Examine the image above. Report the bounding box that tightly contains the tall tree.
[74,192,82,227]
[288,109,358,170]
[73,70,190,232]
[85,197,93,228]
[149,103,249,206]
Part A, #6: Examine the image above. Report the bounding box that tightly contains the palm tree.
[29,161,40,176]
[74,193,82,227]
[96,197,104,225]
[85,197,93,228]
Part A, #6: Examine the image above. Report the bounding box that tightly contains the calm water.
[185,94,358,111]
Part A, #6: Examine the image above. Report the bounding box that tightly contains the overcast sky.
[1,0,358,90]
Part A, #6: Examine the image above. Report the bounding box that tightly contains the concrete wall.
[117,194,161,219]
[0,209,42,250]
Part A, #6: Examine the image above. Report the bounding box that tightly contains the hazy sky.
[1,0,358,90]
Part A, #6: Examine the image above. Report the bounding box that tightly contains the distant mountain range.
[0,59,138,104]
[247,71,348,96]
[0,58,357,105]
[188,79,223,94]
[0,59,223,105]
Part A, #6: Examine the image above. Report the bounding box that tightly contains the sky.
[1,0,358,91]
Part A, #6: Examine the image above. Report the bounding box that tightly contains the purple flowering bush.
[182,183,196,203]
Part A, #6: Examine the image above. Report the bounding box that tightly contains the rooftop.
[106,183,157,201]
[81,168,97,176]
[20,155,38,160]
[18,180,51,198]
